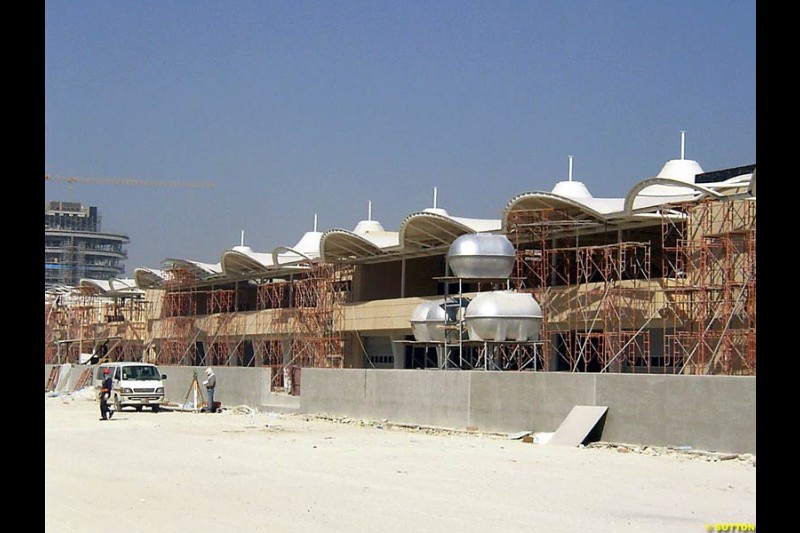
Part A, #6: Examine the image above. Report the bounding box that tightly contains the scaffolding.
[507,208,656,373]
[253,262,350,390]
[45,190,754,377]
[255,280,291,388]
[158,267,200,365]
[43,287,100,364]
[94,298,152,362]
[44,286,152,365]
[204,289,238,366]
[508,208,591,371]
[661,198,756,375]
[287,262,348,369]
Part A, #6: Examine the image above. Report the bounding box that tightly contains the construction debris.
[587,442,756,466]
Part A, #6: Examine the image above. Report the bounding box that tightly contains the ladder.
[72,368,93,392]
[46,367,60,392]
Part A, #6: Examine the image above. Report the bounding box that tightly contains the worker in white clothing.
[202,367,216,413]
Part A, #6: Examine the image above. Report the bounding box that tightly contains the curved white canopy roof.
[79,279,113,293]
[400,208,502,250]
[635,159,704,198]
[79,277,144,297]
[272,230,323,266]
[621,178,721,216]
[320,218,401,262]
[162,258,223,279]
[133,267,167,289]
[128,154,753,291]
[221,245,275,276]
[503,159,754,228]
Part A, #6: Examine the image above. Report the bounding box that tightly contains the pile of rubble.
[297,414,756,466]
[302,414,505,438]
[587,442,756,466]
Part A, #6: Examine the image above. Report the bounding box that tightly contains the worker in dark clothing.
[99,368,114,421]
[202,367,216,413]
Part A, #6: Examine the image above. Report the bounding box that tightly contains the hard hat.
[103,368,110,374]
[206,367,213,374]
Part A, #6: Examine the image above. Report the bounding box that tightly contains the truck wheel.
[151,405,160,413]
[135,406,143,412]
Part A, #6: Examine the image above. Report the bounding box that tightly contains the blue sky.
[45,1,756,276]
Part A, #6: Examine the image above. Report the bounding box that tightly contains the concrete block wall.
[300,369,756,454]
[159,366,272,409]
[594,374,756,453]
[369,370,471,428]
[467,372,596,433]
[47,364,756,454]
[298,369,371,419]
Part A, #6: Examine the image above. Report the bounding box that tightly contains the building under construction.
[44,145,756,388]
[45,201,129,289]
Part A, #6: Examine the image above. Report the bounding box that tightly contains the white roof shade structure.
[504,158,755,231]
[321,207,502,262]
[218,231,324,277]
[272,230,323,267]
[161,258,224,281]
[221,245,275,277]
[321,217,400,262]
[128,150,754,290]
[45,284,77,297]
[132,267,168,289]
[321,190,502,261]
[400,207,502,251]
[133,206,503,289]
[79,277,145,297]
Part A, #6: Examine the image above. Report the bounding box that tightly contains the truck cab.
[95,362,167,412]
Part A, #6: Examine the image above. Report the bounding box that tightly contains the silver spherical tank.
[447,233,516,279]
[464,291,543,342]
[410,298,470,342]
[410,301,435,342]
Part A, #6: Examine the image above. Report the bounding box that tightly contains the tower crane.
[44,174,214,189]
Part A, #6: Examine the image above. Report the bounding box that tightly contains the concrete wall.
[594,374,756,453]
[467,372,596,434]
[298,369,372,419]
[369,370,471,429]
[300,369,756,454]
[158,366,272,408]
[47,364,756,454]
[298,369,471,428]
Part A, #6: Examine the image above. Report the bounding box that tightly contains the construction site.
[44,142,757,455]
[45,148,756,378]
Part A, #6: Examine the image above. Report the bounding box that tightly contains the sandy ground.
[45,391,756,533]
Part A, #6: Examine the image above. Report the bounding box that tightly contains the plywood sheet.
[547,405,608,447]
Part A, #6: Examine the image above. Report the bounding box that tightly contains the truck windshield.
[121,365,162,381]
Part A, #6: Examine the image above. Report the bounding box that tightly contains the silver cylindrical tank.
[464,291,543,341]
[447,233,516,279]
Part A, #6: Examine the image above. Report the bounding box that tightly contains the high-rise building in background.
[44,201,129,288]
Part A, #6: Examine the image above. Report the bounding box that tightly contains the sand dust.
[45,392,756,533]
